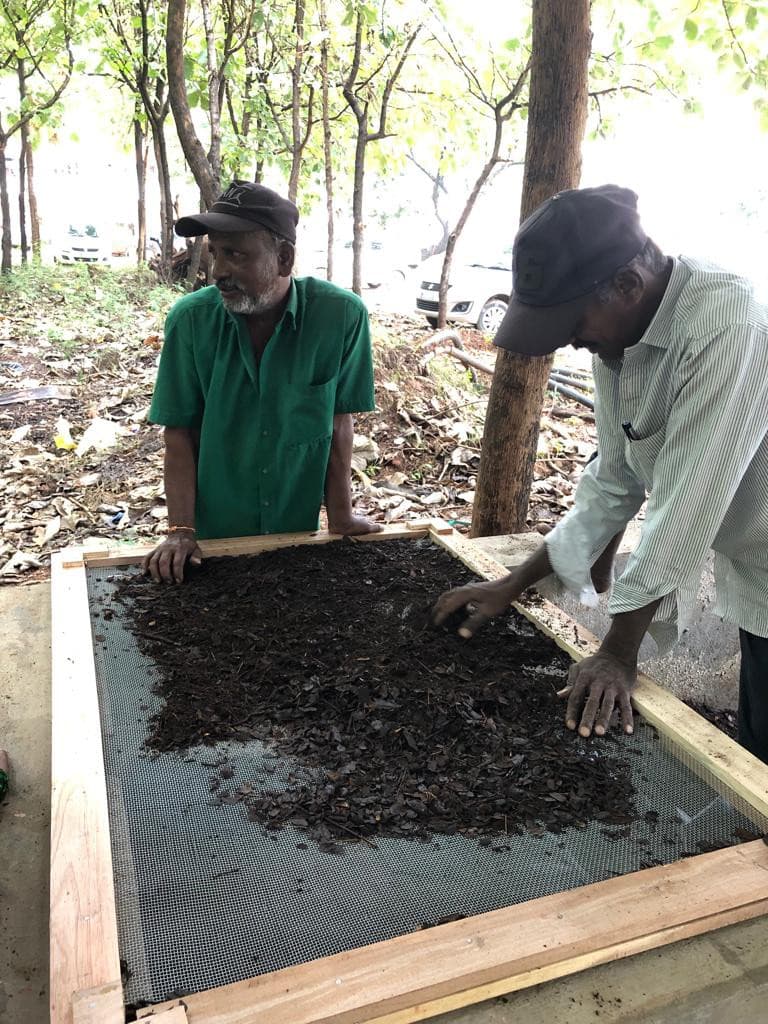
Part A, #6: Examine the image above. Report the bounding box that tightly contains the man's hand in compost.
[557,598,663,737]
[557,652,636,737]
[432,576,521,638]
[142,529,202,584]
[432,543,554,639]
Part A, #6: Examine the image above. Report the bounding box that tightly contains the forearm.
[492,544,553,600]
[163,427,199,529]
[324,413,354,523]
[599,598,663,667]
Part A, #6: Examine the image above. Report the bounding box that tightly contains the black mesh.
[87,563,764,1007]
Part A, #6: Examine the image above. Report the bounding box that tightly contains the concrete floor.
[1,582,50,1024]
[2,569,768,1024]
[473,527,741,709]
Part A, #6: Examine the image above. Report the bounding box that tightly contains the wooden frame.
[50,521,768,1024]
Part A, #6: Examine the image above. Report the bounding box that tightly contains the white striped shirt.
[545,255,768,652]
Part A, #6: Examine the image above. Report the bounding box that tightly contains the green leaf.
[683,18,698,41]
[746,6,759,31]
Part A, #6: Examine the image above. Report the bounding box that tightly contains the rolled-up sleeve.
[609,326,768,617]
[545,359,646,598]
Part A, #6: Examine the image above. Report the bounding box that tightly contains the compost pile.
[115,539,636,846]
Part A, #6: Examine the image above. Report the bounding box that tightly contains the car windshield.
[68,224,99,238]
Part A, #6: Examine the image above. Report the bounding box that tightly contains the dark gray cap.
[494,185,647,355]
[175,181,299,243]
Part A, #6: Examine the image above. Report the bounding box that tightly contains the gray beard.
[220,285,281,316]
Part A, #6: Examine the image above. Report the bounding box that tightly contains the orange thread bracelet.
[168,525,196,533]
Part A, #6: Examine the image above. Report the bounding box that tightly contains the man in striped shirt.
[434,184,768,764]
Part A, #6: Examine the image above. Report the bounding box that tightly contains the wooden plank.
[429,527,768,821]
[361,900,768,1024]
[139,841,768,1024]
[136,1005,189,1023]
[71,983,124,1024]
[82,522,433,568]
[50,550,123,1024]
[54,521,768,1024]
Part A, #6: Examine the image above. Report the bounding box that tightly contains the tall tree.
[166,0,219,207]
[319,0,335,278]
[471,0,591,537]
[428,22,530,329]
[97,0,176,274]
[132,101,149,263]
[0,0,73,271]
[166,0,252,209]
[341,3,420,294]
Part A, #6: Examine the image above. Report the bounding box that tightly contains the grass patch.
[0,263,180,353]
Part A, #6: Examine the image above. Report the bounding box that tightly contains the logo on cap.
[516,252,545,293]
[217,183,251,207]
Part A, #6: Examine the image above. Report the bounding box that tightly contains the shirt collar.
[635,256,688,350]
[282,278,298,327]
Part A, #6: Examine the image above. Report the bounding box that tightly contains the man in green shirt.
[143,180,380,583]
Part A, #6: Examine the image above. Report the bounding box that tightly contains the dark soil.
[684,701,738,739]
[114,539,637,847]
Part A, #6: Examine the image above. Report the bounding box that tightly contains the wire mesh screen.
[86,555,765,1009]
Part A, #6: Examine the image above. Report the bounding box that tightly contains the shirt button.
[263,500,270,507]
[262,430,269,437]
[262,468,268,474]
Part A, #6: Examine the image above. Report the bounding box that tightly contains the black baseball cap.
[494,185,647,356]
[174,181,299,243]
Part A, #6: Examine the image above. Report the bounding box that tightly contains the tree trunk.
[25,134,40,258]
[424,163,449,260]
[18,136,28,264]
[166,0,219,207]
[17,62,28,263]
[0,136,12,273]
[150,118,175,282]
[319,0,334,280]
[134,116,148,263]
[186,236,205,288]
[201,0,222,185]
[288,0,307,203]
[437,133,501,328]
[470,0,590,538]
[350,129,366,295]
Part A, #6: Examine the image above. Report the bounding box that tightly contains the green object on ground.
[0,770,8,800]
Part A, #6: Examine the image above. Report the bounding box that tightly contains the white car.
[55,224,111,265]
[302,238,419,289]
[415,252,511,333]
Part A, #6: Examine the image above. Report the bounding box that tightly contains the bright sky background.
[8,5,768,301]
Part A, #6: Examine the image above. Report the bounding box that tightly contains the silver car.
[415,252,511,333]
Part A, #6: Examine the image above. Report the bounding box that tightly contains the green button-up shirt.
[149,278,375,539]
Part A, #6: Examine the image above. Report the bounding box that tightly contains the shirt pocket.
[284,378,336,447]
[626,427,666,488]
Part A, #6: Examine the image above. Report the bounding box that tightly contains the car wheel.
[426,316,439,329]
[477,298,508,335]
